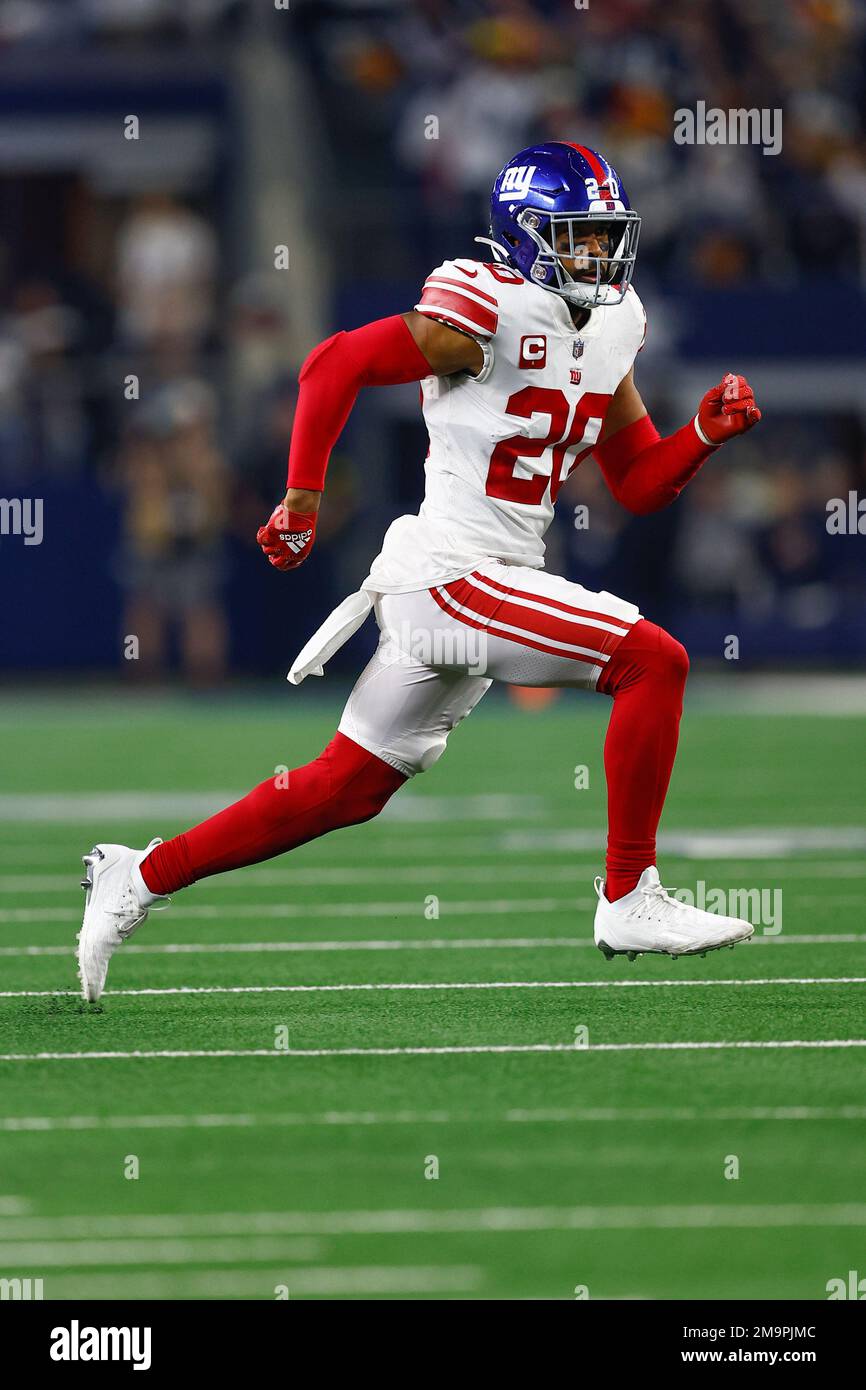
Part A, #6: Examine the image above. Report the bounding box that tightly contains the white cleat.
[594,866,754,961]
[77,839,167,1001]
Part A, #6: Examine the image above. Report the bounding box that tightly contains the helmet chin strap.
[474,235,513,264]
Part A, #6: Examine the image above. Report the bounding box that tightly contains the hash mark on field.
[4,1105,866,1134]
[2,976,866,1000]
[3,1040,866,1061]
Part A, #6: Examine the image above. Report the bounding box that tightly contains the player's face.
[554,223,612,281]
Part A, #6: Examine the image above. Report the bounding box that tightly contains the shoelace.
[632,881,690,923]
[112,886,170,939]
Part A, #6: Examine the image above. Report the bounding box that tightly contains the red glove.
[695,373,762,446]
[256,504,317,571]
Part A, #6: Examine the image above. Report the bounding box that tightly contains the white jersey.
[366,256,647,593]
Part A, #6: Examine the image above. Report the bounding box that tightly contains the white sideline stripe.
[3,1204,866,1241]
[464,572,631,637]
[2,976,865,1000]
[0,897,587,924]
[2,1039,866,1061]
[433,585,609,661]
[5,1104,866,1135]
[1,933,865,959]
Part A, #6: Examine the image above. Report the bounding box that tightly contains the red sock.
[596,619,689,902]
[140,732,406,895]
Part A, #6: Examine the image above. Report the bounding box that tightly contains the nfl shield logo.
[572,340,584,360]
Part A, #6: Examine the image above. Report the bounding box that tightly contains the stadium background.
[1,0,866,1307]
[1,0,864,679]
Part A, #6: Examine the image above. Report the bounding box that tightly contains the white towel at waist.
[287,586,377,686]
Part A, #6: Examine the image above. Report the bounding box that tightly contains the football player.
[78,142,761,1001]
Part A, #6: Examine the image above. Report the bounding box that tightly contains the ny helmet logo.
[498,164,537,201]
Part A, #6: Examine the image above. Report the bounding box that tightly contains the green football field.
[0,685,864,1301]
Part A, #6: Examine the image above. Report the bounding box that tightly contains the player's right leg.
[77,634,489,1001]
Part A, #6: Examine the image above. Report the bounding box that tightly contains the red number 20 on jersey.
[485,387,611,505]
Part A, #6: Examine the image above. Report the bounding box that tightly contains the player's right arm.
[257,308,480,572]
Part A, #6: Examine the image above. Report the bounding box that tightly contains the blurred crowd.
[0,0,864,677]
[295,0,866,288]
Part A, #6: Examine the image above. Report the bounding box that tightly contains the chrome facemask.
[517,207,641,308]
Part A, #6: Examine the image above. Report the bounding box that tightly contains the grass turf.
[0,688,864,1299]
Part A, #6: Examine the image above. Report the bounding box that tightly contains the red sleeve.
[286,315,432,492]
[594,414,716,515]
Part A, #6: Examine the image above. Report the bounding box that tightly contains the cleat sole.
[596,931,753,962]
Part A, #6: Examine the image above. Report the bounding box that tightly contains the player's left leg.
[77,634,490,1001]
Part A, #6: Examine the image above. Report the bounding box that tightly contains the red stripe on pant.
[434,574,631,663]
[466,569,625,628]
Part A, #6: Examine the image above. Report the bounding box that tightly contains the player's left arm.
[594,368,761,515]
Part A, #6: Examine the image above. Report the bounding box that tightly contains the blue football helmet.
[480,141,641,309]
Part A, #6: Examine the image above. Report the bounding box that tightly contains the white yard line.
[0,1236,326,1267]
[1,865,586,892]
[3,1104,866,1135]
[0,933,864,959]
[503,827,866,857]
[1,1039,866,1061]
[2,976,865,1000]
[6,860,866,892]
[0,897,585,924]
[17,1266,484,1297]
[3,1203,866,1241]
